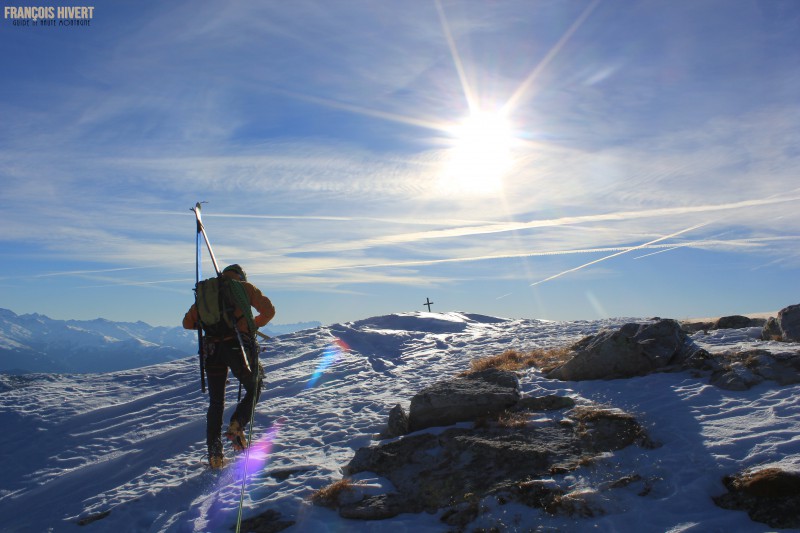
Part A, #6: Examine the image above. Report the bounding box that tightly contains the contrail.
[530,222,710,287]
[137,210,498,227]
[34,264,190,278]
[75,278,192,289]
[341,195,800,250]
[64,233,800,292]
[288,234,784,274]
[634,235,799,260]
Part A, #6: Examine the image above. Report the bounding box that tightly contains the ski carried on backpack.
[191,203,254,388]
[193,202,207,393]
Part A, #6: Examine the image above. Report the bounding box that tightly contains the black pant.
[204,336,263,454]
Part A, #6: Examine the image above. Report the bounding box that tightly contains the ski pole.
[235,336,267,533]
[193,202,207,393]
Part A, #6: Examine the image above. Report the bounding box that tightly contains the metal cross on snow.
[423,297,434,312]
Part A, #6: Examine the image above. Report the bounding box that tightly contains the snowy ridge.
[0,312,798,532]
[0,308,323,374]
[0,309,197,374]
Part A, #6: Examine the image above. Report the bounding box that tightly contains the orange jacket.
[183,271,275,334]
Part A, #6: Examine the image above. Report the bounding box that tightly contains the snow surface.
[1,312,798,532]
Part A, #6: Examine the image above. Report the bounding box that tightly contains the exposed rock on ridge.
[408,368,520,432]
[546,319,697,381]
[322,370,651,523]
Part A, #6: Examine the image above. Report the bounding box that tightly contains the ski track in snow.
[0,312,798,532]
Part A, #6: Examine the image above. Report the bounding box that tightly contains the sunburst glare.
[439,110,517,195]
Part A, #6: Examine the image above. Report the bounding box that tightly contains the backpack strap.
[228,279,257,335]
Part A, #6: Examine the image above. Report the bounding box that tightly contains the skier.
[183,264,276,468]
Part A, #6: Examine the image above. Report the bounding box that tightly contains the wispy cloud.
[2,0,799,324]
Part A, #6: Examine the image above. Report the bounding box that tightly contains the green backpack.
[195,276,256,338]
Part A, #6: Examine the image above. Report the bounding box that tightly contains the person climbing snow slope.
[183,264,275,468]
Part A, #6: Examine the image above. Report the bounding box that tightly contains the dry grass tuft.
[526,346,574,372]
[465,346,573,375]
[496,410,529,429]
[474,410,530,429]
[309,478,359,508]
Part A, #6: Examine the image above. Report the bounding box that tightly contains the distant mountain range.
[0,308,320,374]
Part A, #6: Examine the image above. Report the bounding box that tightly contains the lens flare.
[306,338,350,389]
[201,417,286,530]
[233,416,285,481]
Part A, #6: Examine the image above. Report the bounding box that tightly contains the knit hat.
[222,264,247,281]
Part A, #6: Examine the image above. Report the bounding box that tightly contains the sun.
[441,110,516,195]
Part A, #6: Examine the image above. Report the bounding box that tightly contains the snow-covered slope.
[0,312,798,532]
[0,308,197,374]
[0,308,321,374]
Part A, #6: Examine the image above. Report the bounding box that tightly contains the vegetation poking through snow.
[473,409,529,430]
[309,479,360,508]
[465,347,573,375]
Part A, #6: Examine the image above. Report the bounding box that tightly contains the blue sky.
[1,0,799,328]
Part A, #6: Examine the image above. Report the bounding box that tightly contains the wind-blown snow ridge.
[0,312,798,532]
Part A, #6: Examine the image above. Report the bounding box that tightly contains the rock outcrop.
[541,318,799,391]
[682,315,766,334]
[382,404,409,439]
[761,304,800,342]
[340,403,649,521]
[714,315,766,330]
[317,369,651,523]
[714,468,800,529]
[408,368,520,432]
[237,509,295,533]
[546,319,696,381]
[702,349,800,390]
[762,316,783,340]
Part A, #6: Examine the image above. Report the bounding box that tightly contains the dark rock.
[692,348,800,389]
[236,509,294,533]
[501,479,563,510]
[267,467,309,481]
[761,305,800,342]
[341,403,648,520]
[681,321,713,334]
[408,369,520,432]
[682,348,721,372]
[471,367,520,389]
[345,432,439,481]
[346,425,571,514]
[514,395,576,411]
[778,304,800,342]
[338,494,411,520]
[742,350,800,385]
[571,407,646,452]
[714,468,800,529]
[606,474,643,489]
[384,403,409,438]
[761,317,783,341]
[76,511,110,526]
[683,316,764,334]
[547,320,694,381]
[714,315,765,330]
[440,499,481,528]
[710,364,763,391]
